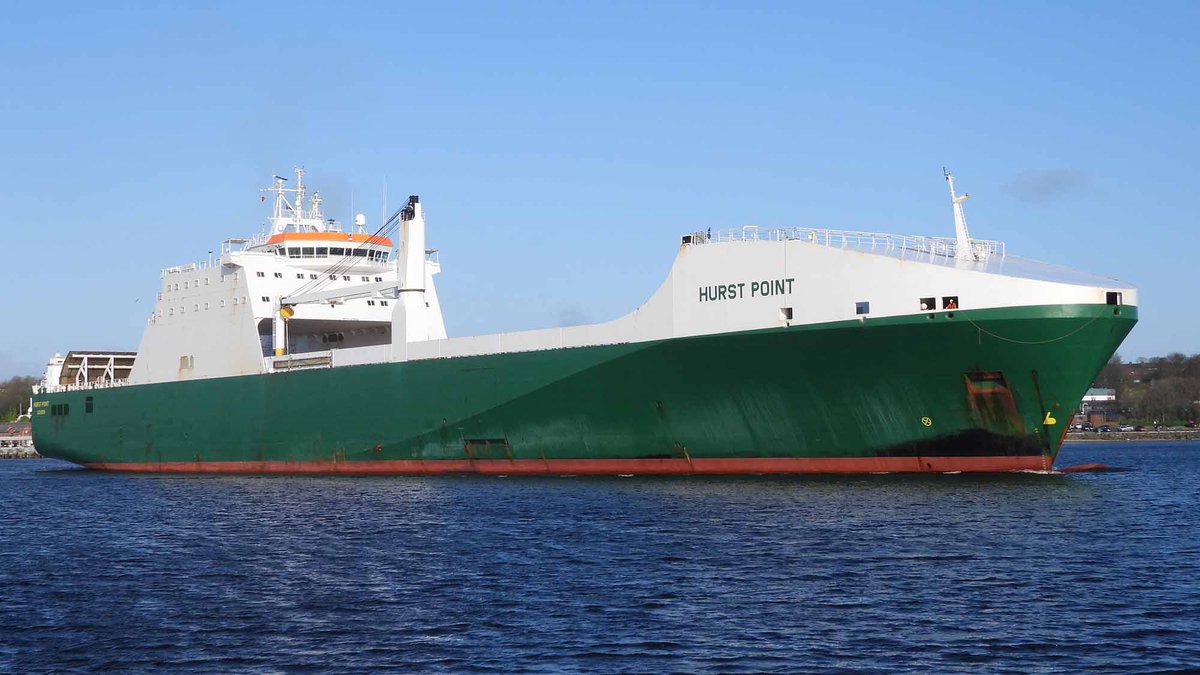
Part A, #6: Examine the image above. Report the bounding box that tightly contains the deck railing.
[685,225,1005,261]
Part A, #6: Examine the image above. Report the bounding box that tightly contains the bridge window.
[287,248,300,258]
[302,247,315,258]
[316,247,328,256]
[331,247,345,256]
[353,249,367,257]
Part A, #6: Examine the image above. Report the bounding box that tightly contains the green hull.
[32,304,1135,473]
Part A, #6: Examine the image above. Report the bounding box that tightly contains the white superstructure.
[59,169,1135,389]
[128,167,446,384]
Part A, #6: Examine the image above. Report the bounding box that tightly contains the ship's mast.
[944,169,977,261]
[294,167,306,229]
[262,166,331,235]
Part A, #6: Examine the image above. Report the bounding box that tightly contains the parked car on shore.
[1118,425,1135,432]
[1098,425,1113,432]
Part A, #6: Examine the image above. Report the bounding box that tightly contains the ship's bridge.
[258,232,394,265]
[244,167,395,268]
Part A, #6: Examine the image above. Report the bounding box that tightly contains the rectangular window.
[779,307,792,321]
[302,247,315,257]
[256,271,265,277]
[920,297,935,311]
[85,396,93,413]
[374,277,382,282]
[343,275,350,281]
[309,274,318,280]
[330,247,345,256]
[330,274,338,280]
[1106,292,1122,306]
[287,247,300,258]
[297,273,305,279]
[316,247,328,256]
[261,296,270,302]
[855,301,870,315]
[367,300,376,306]
[274,272,282,278]
[353,249,367,257]
[942,296,959,310]
[220,300,226,308]
[204,302,210,310]
[361,276,370,281]
[381,300,389,306]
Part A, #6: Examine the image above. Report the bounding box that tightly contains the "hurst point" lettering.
[699,277,795,302]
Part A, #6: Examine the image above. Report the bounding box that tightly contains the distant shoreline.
[1063,430,1200,443]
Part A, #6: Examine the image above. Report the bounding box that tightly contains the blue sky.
[1,1,1196,379]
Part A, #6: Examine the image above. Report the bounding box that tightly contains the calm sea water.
[2,443,1198,673]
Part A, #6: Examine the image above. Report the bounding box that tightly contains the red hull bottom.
[82,455,1052,474]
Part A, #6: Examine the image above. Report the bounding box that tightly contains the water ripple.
[2,443,1199,672]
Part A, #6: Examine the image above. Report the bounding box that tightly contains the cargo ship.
[31,168,1136,473]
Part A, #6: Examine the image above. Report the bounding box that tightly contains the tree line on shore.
[0,376,38,422]
[1094,353,1200,425]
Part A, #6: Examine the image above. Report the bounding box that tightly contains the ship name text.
[699,278,795,302]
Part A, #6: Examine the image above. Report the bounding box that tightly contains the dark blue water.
[2,443,1199,673]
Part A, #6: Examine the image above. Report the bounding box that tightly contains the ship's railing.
[35,379,132,394]
[222,233,270,253]
[685,226,1005,261]
[160,257,223,276]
